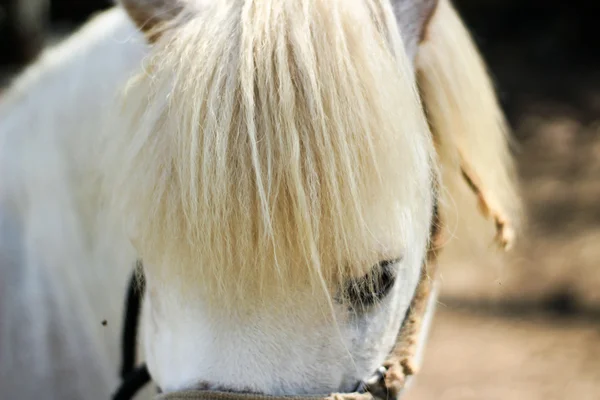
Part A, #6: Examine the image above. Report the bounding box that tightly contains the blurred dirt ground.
[407,308,600,400]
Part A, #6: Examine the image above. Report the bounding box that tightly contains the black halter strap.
[113,365,151,400]
[120,261,145,379]
[112,261,152,400]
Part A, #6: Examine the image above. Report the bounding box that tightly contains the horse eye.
[342,258,400,310]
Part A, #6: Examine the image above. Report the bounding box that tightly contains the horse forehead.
[391,0,439,59]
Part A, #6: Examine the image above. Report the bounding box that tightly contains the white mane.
[104,0,435,307]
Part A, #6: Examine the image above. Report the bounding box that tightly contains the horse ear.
[389,0,439,60]
[119,0,185,43]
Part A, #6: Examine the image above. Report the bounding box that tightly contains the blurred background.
[1,1,598,399]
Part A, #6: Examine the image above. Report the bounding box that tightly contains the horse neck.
[0,7,148,397]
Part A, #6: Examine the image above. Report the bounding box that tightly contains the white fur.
[0,8,147,398]
[141,256,425,395]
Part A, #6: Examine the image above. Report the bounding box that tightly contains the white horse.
[0,0,520,399]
